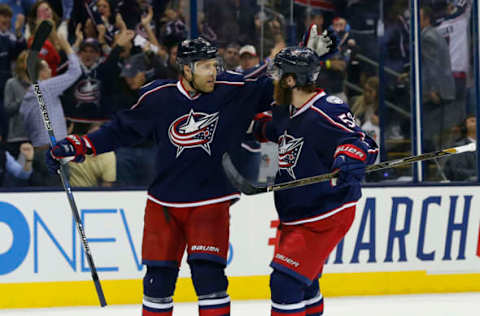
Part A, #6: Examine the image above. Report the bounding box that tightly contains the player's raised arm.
[45,83,162,174]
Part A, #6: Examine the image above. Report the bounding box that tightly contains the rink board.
[0,187,479,308]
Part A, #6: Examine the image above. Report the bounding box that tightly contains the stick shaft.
[25,23,105,305]
[266,144,473,193]
[32,83,107,307]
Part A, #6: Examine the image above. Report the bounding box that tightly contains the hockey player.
[45,33,335,316]
[253,47,378,316]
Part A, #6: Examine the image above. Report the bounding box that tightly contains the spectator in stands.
[135,4,166,61]
[20,28,81,186]
[204,0,258,46]
[115,0,163,32]
[383,1,410,74]
[96,0,114,31]
[101,29,136,113]
[0,138,34,186]
[198,11,217,44]
[0,4,26,139]
[444,115,477,181]
[164,44,180,80]
[63,37,106,122]
[222,42,240,71]
[4,50,30,158]
[258,14,285,58]
[344,0,379,60]
[237,45,260,72]
[68,122,116,187]
[351,77,380,161]
[160,18,188,49]
[82,0,124,47]
[420,5,455,151]
[0,0,34,34]
[435,0,471,117]
[121,44,168,92]
[351,77,379,128]
[66,19,134,122]
[27,1,61,76]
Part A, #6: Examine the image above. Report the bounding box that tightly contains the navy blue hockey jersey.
[257,90,378,224]
[87,72,274,207]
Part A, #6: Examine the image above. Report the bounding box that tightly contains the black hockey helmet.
[176,37,218,66]
[270,47,321,86]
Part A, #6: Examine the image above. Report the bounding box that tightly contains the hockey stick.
[26,21,107,307]
[222,142,476,195]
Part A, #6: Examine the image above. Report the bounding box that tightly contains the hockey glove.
[46,135,94,174]
[302,24,337,59]
[252,105,290,143]
[331,144,367,186]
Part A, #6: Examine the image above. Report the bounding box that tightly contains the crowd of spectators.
[0,0,476,188]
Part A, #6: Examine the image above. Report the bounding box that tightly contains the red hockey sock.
[142,306,173,316]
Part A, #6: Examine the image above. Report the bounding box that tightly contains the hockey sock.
[189,260,230,316]
[142,296,173,316]
[270,270,306,316]
[304,280,323,316]
[142,266,179,315]
[197,291,231,316]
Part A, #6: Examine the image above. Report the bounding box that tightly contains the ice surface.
[3,293,479,315]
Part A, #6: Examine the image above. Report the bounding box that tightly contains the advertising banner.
[1,187,479,307]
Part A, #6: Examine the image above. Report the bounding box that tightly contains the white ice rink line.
[3,293,480,315]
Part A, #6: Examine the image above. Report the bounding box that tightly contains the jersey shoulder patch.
[315,94,350,112]
[326,95,345,104]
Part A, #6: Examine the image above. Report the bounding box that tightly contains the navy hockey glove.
[331,144,367,186]
[46,135,95,174]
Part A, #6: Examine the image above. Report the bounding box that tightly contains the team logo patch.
[278,131,304,179]
[326,95,344,104]
[169,109,219,157]
[74,78,101,105]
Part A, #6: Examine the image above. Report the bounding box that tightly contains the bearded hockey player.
[253,47,378,316]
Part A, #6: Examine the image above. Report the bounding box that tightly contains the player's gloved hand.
[45,135,93,174]
[252,105,290,142]
[331,144,367,186]
[302,24,337,58]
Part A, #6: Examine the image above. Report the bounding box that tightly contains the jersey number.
[338,112,356,128]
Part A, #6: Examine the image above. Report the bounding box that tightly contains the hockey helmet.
[176,37,218,65]
[270,47,321,86]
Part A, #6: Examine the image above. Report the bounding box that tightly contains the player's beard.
[274,78,293,106]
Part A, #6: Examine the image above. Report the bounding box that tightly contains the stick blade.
[452,142,476,154]
[27,20,53,82]
[222,153,266,195]
[32,20,53,51]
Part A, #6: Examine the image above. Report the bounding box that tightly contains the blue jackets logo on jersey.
[168,109,220,157]
[278,131,304,179]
